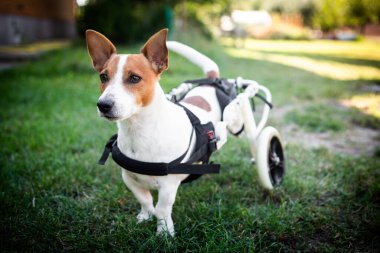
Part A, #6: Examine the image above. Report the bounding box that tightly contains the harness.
[179,78,245,136]
[98,78,238,183]
[177,78,237,118]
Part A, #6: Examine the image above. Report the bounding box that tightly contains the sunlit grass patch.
[0,40,72,54]
[341,93,380,119]
[225,48,380,81]
[286,101,380,132]
[221,38,380,61]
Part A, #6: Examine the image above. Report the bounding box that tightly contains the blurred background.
[0,0,379,46]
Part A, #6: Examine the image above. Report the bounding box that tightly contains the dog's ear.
[86,30,116,72]
[141,29,168,73]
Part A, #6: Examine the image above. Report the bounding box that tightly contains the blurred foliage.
[176,1,230,39]
[182,0,380,37]
[345,0,380,28]
[260,0,380,32]
[268,24,312,40]
[317,0,380,31]
[76,0,231,43]
[76,0,173,43]
[312,0,347,32]
[76,0,380,42]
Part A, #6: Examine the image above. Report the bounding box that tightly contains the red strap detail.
[207,130,215,140]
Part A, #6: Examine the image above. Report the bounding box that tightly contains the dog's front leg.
[155,180,181,236]
[122,170,154,223]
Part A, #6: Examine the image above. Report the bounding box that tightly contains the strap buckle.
[207,130,217,153]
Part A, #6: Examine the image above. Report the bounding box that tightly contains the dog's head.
[86,29,168,121]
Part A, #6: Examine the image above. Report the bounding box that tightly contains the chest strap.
[98,105,220,182]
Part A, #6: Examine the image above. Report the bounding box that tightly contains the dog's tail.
[166,41,219,78]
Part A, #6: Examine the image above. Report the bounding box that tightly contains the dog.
[86,28,244,236]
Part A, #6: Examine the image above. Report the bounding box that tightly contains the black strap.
[99,137,219,177]
[178,104,217,162]
[184,78,236,98]
[215,88,232,119]
[184,78,216,85]
[98,134,118,165]
[97,104,220,179]
[179,103,201,126]
[169,163,220,174]
[231,125,245,136]
[99,126,194,169]
[255,93,273,109]
[183,77,272,109]
[185,136,216,163]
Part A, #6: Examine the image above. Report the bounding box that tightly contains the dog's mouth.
[98,112,120,121]
[103,115,120,121]
[98,108,136,122]
[97,108,121,121]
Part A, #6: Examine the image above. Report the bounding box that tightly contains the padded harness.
[99,101,220,183]
[98,78,240,183]
[180,78,237,119]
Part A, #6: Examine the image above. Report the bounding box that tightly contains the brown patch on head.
[99,55,120,93]
[182,96,211,112]
[122,54,160,106]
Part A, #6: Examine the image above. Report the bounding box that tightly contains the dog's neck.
[116,82,193,163]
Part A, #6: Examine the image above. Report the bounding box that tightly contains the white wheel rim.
[256,126,285,190]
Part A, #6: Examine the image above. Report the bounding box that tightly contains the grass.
[285,102,380,133]
[285,104,348,133]
[1,32,379,252]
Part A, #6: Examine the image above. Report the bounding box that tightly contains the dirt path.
[279,123,379,156]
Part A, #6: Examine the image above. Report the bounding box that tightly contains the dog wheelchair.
[166,77,285,190]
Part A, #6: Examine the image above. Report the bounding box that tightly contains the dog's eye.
[99,73,109,83]
[127,74,142,84]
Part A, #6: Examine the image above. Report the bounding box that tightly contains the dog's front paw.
[156,219,175,237]
[137,210,153,223]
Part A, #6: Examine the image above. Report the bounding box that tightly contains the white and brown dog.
[86,29,243,236]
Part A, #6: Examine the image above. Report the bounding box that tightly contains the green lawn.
[1,34,379,252]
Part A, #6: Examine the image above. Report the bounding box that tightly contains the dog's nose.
[97,100,114,113]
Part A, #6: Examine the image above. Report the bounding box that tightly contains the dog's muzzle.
[97,99,114,114]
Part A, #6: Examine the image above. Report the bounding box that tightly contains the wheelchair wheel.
[256,126,285,190]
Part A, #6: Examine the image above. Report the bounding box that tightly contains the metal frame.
[231,77,272,161]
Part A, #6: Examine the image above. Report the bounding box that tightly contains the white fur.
[99,43,243,236]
